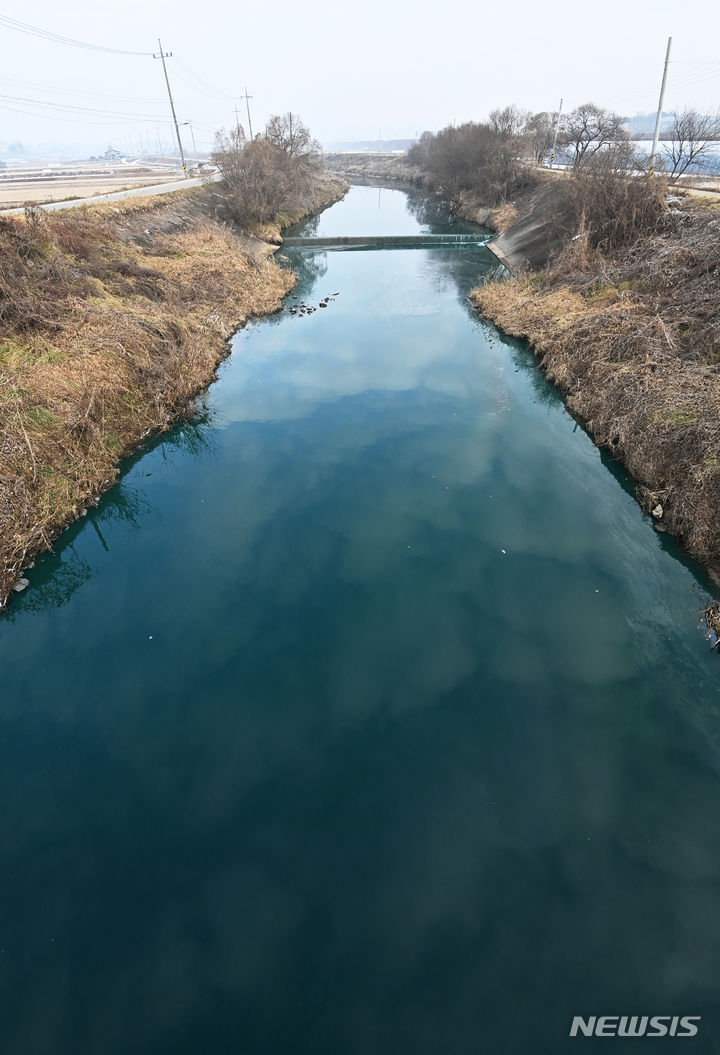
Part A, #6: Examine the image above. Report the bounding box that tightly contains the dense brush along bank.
[474,194,720,587]
[0,177,345,607]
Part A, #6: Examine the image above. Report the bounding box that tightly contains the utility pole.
[181,121,197,154]
[153,38,187,177]
[650,36,672,177]
[241,87,254,140]
[549,97,563,168]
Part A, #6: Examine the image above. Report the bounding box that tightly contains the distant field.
[0,161,185,208]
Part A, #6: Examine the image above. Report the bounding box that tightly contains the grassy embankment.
[473,196,720,593]
[0,175,346,608]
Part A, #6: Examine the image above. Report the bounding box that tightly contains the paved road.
[0,173,219,216]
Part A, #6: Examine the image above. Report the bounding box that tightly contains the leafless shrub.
[551,156,667,253]
[211,114,324,229]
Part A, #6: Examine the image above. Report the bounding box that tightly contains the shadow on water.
[3,410,220,620]
[403,187,489,235]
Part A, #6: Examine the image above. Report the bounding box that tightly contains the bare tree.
[523,111,557,163]
[488,104,528,139]
[209,126,247,192]
[487,106,534,201]
[265,112,322,164]
[407,130,434,167]
[664,107,720,179]
[564,103,628,167]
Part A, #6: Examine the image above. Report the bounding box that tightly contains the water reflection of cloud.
[225,253,506,426]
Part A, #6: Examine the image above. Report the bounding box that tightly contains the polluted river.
[1,186,720,1053]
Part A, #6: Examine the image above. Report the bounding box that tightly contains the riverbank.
[473,195,720,578]
[0,177,346,608]
[324,152,421,188]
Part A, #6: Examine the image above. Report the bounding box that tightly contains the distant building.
[103,148,123,161]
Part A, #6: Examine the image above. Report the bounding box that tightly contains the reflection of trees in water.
[403,190,502,320]
[405,190,455,231]
[293,211,322,238]
[504,339,565,410]
[7,543,92,616]
[285,249,328,296]
[96,479,153,533]
[154,407,220,468]
[421,244,501,322]
[404,190,487,235]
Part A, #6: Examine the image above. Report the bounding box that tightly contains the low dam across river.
[282,232,489,249]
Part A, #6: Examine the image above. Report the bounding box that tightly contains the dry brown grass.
[490,202,518,233]
[0,192,295,608]
[473,200,720,572]
[703,602,720,649]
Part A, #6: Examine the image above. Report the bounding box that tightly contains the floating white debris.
[12,578,29,593]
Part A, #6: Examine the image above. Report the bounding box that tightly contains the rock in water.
[12,578,29,593]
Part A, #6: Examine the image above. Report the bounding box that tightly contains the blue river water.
[1,186,719,1054]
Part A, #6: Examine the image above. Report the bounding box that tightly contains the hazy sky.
[1,0,719,154]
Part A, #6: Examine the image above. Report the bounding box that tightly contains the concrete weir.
[282,234,489,250]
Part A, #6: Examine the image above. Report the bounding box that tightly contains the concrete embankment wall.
[483,181,572,273]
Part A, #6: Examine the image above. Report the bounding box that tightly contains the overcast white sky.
[1,0,719,155]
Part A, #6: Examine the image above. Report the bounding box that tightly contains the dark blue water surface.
[1,188,720,1055]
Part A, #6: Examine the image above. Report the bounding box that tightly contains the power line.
[0,100,163,127]
[0,14,152,56]
[172,58,237,100]
[0,91,169,122]
[597,63,720,111]
[168,64,232,101]
[0,73,166,106]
